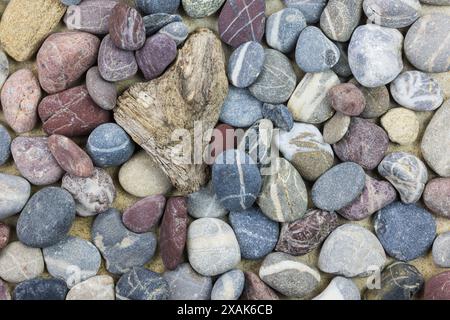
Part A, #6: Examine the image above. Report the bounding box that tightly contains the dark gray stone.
[13,278,68,300]
[262,103,294,131]
[228,41,265,88]
[136,0,180,14]
[116,267,170,300]
[158,21,189,46]
[0,124,11,166]
[143,13,182,36]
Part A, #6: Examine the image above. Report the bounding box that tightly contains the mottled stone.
[164,263,212,300]
[182,0,224,18]
[14,278,68,300]
[266,8,306,53]
[378,152,428,204]
[276,209,339,256]
[187,182,228,218]
[363,0,421,28]
[328,83,365,116]
[0,124,11,166]
[381,108,419,145]
[349,79,391,118]
[0,279,10,300]
[228,41,265,88]
[109,3,145,50]
[262,103,294,132]
[313,277,360,300]
[0,173,31,219]
[0,223,9,249]
[283,0,327,23]
[211,269,245,300]
[374,202,436,261]
[143,13,182,35]
[122,195,166,233]
[86,67,117,111]
[332,42,352,78]
[0,242,44,283]
[424,178,450,218]
[242,271,279,300]
[423,271,450,300]
[237,119,273,166]
[62,168,116,217]
[1,69,41,133]
[137,0,180,14]
[158,21,189,45]
[116,267,169,300]
[323,112,351,144]
[320,0,362,42]
[319,224,386,277]
[66,275,115,300]
[219,86,263,128]
[432,232,450,268]
[64,0,118,34]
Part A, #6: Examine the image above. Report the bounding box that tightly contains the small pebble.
[323,112,351,144]
[187,182,228,219]
[266,8,306,53]
[0,124,11,166]
[219,86,263,128]
[182,0,225,18]
[109,3,145,51]
[313,277,360,300]
[227,41,265,88]
[0,222,10,249]
[432,232,450,268]
[381,108,419,145]
[349,79,391,118]
[66,275,115,300]
[164,263,212,300]
[122,195,166,233]
[143,13,182,36]
[320,0,363,42]
[0,173,31,219]
[116,267,170,300]
[363,0,421,28]
[137,0,180,14]
[261,103,294,132]
[283,0,327,23]
[328,83,366,116]
[423,271,450,300]
[0,279,10,301]
[0,242,44,283]
[158,21,189,46]
[242,271,279,300]
[211,269,245,301]
[423,178,450,218]
[86,66,117,111]
[14,278,68,300]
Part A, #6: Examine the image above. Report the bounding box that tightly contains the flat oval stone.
[229,207,279,260]
[109,3,145,51]
[0,222,10,249]
[348,24,403,87]
[158,21,189,46]
[137,0,181,14]
[86,67,117,111]
[332,42,352,78]
[62,168,116,217]
[160,197,189,270]
[0,49,9,90]
[38,85,111,137]
[338,175,397,221]
[92,209,157,274]
[249,49,297,104]
[320,0,363,42]
[43,236,101,288]
[378,152,428,204]
[421,100,450,177]
[14,278,68,300]
[259,252,321,298]
[312,162,366,211]
[423,271,450,300]
[135,33,177,80]
[262,103,294,132]
[212,149,262,211]
[318,224,386,277]
[11,136,64,186]
[349,79,391,118]
[374,202,436,261]
[211,269,245,300]
[424,178,450,218]
[283,0,327,23]
[182,0,225,18]
[276,209,339,256]
[37,31,99,94]
[187,182,228,219]
[187,218,241,276]
[364,262,424,300]
[98,34,138,82]
[228,41,265,88]
[116,267,170,300]
[274,122,334,181]
[48,134,94,177]
[333,117,389,170]
[0,241,44,283]
[381,108,419,145]
[219,86,263,127]
[313,277,360,300]
[0,279,10,300]
[390,71,444,112]
[122,195,166,233]
[17,187,76,248]
[323,112,351,144]
[405,14,450,73]
[1,69,41,133]
[266,8,306,53]
[257,157,308,223]
[86,123,135,168]
[242,271,279,300]
[218,0,266,48]
[328,83,366,116]
[295,26,340,73]
[363,0,421,28]
[0,173,31,219]
[288,70,340,124]
[143,13,182,36]
[0,124,11,166]
[164,263,212,300]
[432,231,450,268]
[64,0,118,34]
[66,275,115,300]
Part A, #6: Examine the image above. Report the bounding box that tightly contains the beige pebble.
[66,275,115,300]
[381,108,419,145]
[0,241,44,283]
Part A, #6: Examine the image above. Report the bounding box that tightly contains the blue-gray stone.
[229,207,279,260]
[158,22,189,46]
[0,124,11,166]
[228,41,265,88]
[211,269,245,300]
[17,187,76,248]
[164,263,212,300]
[0,173,31,220]
[262,103,294,131]
[374,202,436,262]
[283,0,327,23]
[86,123,135,168]
[332,42,352,78]
[143,13,182,36]
[91,209,157,274]
[363,0,421,28]
[60,0,81,5]
[312,162,366,211]
[219,86,263,128]
[116,267,170,300]
[266,8,306,53]
[320,0,363,42]
[136,0,180,14]
[212,150,262,212]
[295,26,340,73]
[13,278,68,300]
[187,181,228,219]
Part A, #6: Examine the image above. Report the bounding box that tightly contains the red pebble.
[122,195,166,233]
[241,271,279,300]
[423,271,450,300]
[109,3,146,51]
[328,83,366,116]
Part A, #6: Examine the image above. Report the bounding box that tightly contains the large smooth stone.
[228,41,265,88]
[13,278,68,300]
[187,182,228,219]
[363,0,421,28]
[313,277,360,300]
[211,269,244,300]
[64,0,118,34]
[219,86,263,128]
[116,267,170,300]
[320,0,363,42]
[164,263,212,300]
[0,173,31,219]
[423,271,450,300]
[424,178,450,218]
[0,241,44,283]
[283,0,327,23]
[66,275,115,300]
[266,8,306,53]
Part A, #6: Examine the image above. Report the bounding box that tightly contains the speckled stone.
[334,117,389,170]
[0,124,11,166]
[313,277,360,300]
[86,123,134,168]
[374,202,436,261]
[420,0,450,4]
[432,232,450,268]
[0,173,31,219]
[295,26,340,73]
[283,0,327,23]
[323,112,351,144]
[0,242,44,283]
[158,21,189,46]
[348,24,403,87]
[13,278,68,300]
[17,187,76,248]
[187,182,228,218]
[143,13,182,35]
[211,269,244,300]
[363,0,421,28]
[320,0,363,42]
[259,252,321,298]
[237,119,273,167]
[228,41,265,88]
[92,209,157,274]
[64,0,118,34]
[349,79,391,118]
[183,0,225,18]
[62,168,116,217]
[116,267,169,300]
[122,195,166,233]
[424,178,450,218]
[381,108,419,145]
[266,8,306,53]
[164,263,212,300]
[0,279,10,300]
[274,122,334,181]
[0,222,9,249]
[332,42,352,78]
[86,67,117,111]
[423,271,450,300]
[288,70,340,124]
[365,262,424,300]
[328,83,365,116]
[319,224,386,277]
[249,49,297,104]
[43,236,101,288]
[66,275,115,300]
[378,152,428,204]
[262,103,294,132]
[0,50,9,90]
[109,3,146,51]
[276,209,339,256]
[219,87,262,128]
[137,0,180,14]
[405,14,450,73]
[187,218,241,276]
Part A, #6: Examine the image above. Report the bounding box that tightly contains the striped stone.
[363,0,421,28]
[320,0,363,42]
[266,8,306,53]
[228,41,265,88]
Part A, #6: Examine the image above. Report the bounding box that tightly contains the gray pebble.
[320,0,363,42]
[116,267,169,300]
[363,0,421,28]
[164,263,212,300]
[219,86,263,128]
[187,182,228,219]
[143,13,182,36]
[211,269,245,300]
[182,0,225,18]
[432,232,450,268]
[237,119,273,166]
[0,173,31,220]
[86,66,117,111]
[228,41,265,88]
[266,8,306,53]
[349,79,391,118]
[313,277,361,300]
[61,0,81,5]
[0,124,10,166]
[332,42,352,78]
[158,22,189,46]
[262,103,294,132]
[283,0,327,23]
[136,0,180,14]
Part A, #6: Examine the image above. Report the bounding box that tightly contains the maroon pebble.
[328,83,366,116]
[0,222,10,249]
[86,66,117,111]
[122,195,166,233]
[109,3,146,51]
[423,178,450,218]
[0,279,11,301]
[135,33,177,80]
[423,271,450,300]
[241,271,279,300]
[218,0,266,48]
[37,32,100,94]
[38,85,111,137]
[160,197,189,270]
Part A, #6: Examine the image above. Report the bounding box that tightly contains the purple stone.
[122,195,166,233]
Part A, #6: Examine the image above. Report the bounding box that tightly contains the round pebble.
[116,267,170,300]
[261,103,294,132]
[328,83,366,116]
[143,13,182,36]
[137,0,180,14]
[227,41,265,88]
[432,232,450,268]
[349,79,391,118]
[266,8,306,53]
[323,112,351,144]
[0,124,11,166]
[242,271,279,300]
[211,269,245,301]
[182,0,225,18]
[86,66,117,111]
[363,0,421,28]
[0,173,31,220]
[158,21,189,46]
[283,0,327,23]
[320,0,362,42]
[66,275,115,300]
[423,178,450,218]
[122,195,166,233]
[14,278,68,300]
[164,263,212,300]
[423,271,450,300]
[381,108,419,145]
[0,222,10,249]
[313,277,360,300]
[109,3,145,51]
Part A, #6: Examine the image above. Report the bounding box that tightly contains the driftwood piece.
[114,28,228,194]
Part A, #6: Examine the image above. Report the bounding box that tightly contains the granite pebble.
[0,242,44,283]
[164,263,212,300]
[228,41,265,88]
[116,267,169,300]
[266,8,306,53]
[211,269,245,301]
[182,0,225,18]
[122,195,166,233]
[0,173,31,219]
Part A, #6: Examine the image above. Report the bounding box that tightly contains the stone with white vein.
[227,41,265,89]
[266,8,306,53]
[313,277,361,300]
[211,269,245,300]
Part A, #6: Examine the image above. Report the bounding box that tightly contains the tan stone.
[381,108,419,145]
